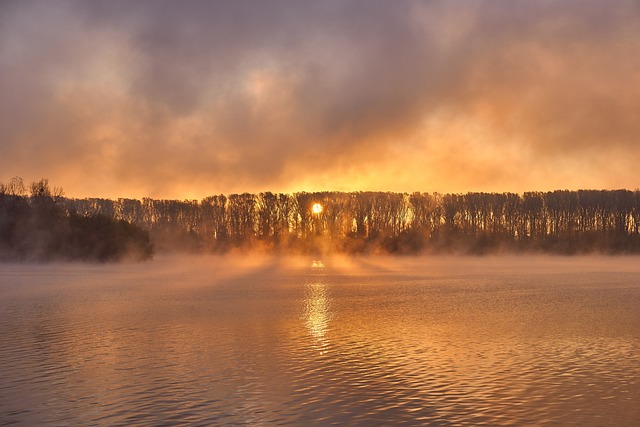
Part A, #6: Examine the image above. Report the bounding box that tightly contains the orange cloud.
[1,1,639,199]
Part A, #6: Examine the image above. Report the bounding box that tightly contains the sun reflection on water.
[304,260,330,352]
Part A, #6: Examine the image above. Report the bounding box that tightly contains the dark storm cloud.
[1,0,639,198]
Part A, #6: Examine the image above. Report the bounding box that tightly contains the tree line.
[4,176,640,256]
[46,185,640,255]
[0,177,152,262]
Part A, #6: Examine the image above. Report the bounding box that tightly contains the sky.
[1,0,639,200]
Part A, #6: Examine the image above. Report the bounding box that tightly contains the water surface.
[1,255,640,426]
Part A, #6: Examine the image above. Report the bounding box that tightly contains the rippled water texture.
[1,255,640,426]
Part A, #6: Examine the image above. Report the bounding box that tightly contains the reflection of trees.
[5,177,640,254]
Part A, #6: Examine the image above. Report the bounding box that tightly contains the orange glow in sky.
[1,1,639,199]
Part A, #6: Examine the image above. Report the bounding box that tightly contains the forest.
[0,178,152,262]
[2,177,640,258]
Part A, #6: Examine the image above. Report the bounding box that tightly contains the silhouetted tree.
[7,177,640,256]
[0,178,152,262]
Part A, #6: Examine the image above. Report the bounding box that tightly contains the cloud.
[1,0,639,198]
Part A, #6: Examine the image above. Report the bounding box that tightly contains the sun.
[312,203,323,214]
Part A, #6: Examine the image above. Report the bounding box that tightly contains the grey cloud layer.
[1,0,639,197]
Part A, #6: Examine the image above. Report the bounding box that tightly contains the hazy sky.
[1,0,639,199]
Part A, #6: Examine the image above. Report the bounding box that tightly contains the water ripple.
[1,257,640,426]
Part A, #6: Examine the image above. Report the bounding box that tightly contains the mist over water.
[1,255,640,426]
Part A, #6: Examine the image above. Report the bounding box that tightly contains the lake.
[1,255,639,426]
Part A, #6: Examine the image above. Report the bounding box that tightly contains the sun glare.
[312,203,323,214]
